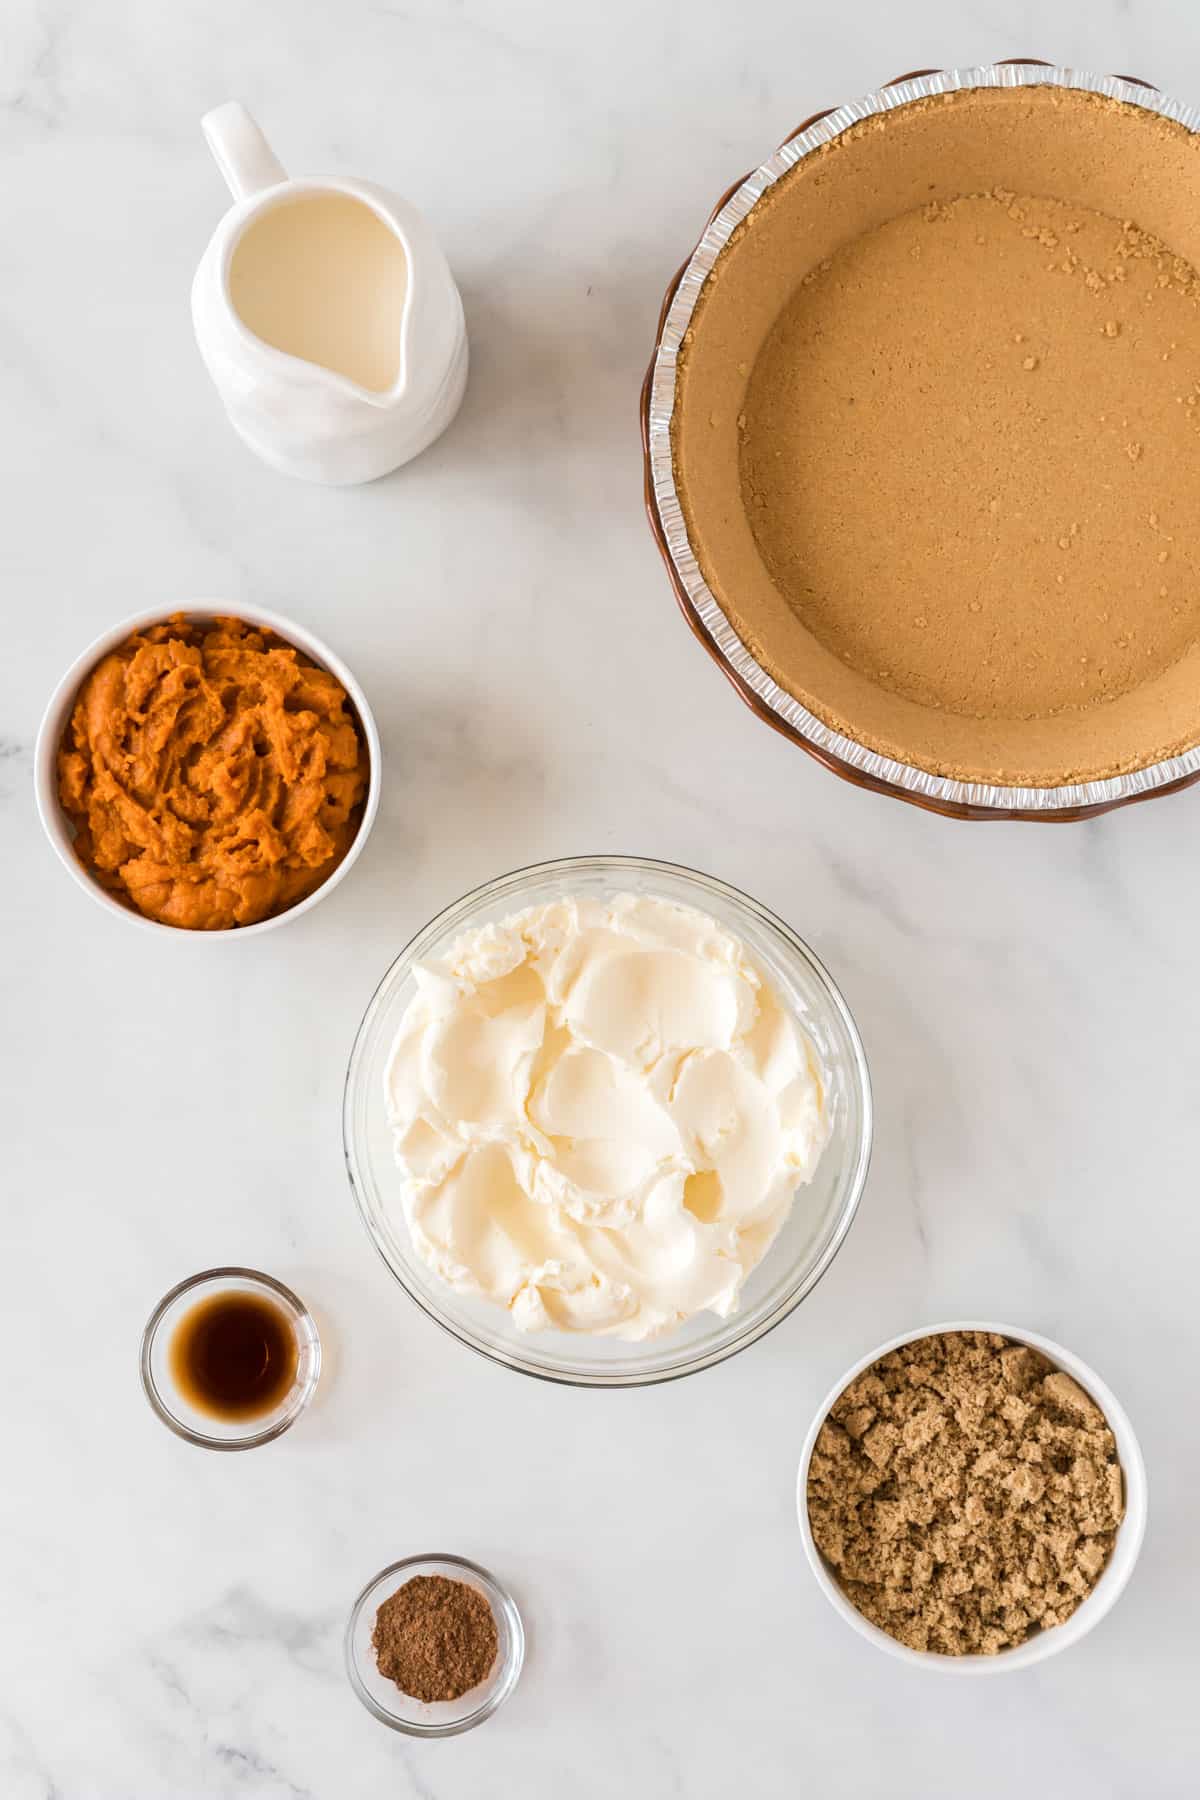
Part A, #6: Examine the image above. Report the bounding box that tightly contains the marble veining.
[3,0,1200,1795]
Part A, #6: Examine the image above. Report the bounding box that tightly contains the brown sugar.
[806,1331,1125,1656]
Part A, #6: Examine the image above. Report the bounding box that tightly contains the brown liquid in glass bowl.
[168,1291,299,1421]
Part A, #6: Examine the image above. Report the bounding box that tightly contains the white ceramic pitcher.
[192,103,467,485]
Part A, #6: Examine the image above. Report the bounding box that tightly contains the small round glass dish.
[343,854,872,1387]
[139,1267,321,1450]
[345,1554,524,1737]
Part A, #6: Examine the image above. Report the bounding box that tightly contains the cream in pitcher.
[229,193,410,394]
[192,103,467,485]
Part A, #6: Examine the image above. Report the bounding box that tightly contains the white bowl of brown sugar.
[796,1323,1147,1672]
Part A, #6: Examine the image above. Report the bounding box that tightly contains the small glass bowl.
[345,1555,524,1736]
[139,1267,321,1450]
[343,855,872,1387]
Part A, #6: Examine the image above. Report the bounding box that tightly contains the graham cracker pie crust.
[672,86,1200,787]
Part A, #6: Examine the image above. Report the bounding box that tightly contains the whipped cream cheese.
[384,894,828,1340]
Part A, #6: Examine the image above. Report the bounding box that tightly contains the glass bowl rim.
[343,1552,525,1736]
[342,853,873,1388]
[139,1265,322,1450]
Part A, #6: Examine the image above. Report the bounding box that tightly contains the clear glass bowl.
[139,1267,321,1449]
[343,856,872,1386]
[345,1554,524,1736]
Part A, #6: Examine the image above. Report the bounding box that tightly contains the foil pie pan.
[641,61,1200,820]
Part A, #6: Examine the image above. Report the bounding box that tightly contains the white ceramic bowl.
[34,603,381,937]
[796,1320,1148,1672]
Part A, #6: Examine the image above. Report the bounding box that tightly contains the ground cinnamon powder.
[372,1575,498,1702]
[807,1331,1124,1655]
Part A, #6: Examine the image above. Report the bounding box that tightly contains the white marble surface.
[4,2,1200,1794]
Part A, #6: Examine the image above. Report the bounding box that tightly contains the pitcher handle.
[201,102,287,202]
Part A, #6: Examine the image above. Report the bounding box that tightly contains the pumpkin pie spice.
[372,1574,499,1703]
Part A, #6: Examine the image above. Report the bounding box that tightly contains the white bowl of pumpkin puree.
[35,606,380,934]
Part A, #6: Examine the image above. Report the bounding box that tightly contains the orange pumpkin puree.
[57,616,368,930]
